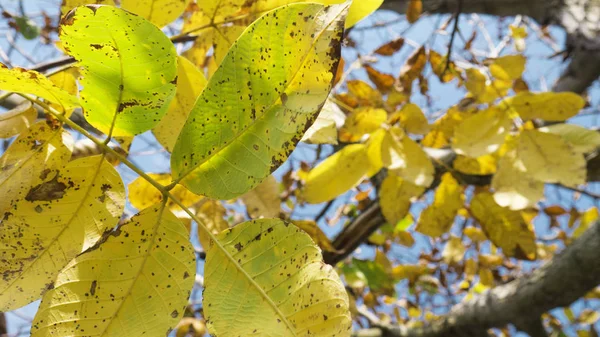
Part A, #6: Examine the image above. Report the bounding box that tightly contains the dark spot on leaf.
[26,175,67,202]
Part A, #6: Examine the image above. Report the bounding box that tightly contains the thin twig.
[443,0,463,74]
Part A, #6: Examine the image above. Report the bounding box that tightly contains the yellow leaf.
[0,65,79,113]
[196,200,229,250]
[510,25,528,39]
[452,107,512,158]
[241,175,281,219]
[303,144,369,203]
[383,128,434,187]
[470,192,536,260]
[479,254,504,268]
[175,317,207,337]
[422,106,474,148]
[479,268,494,287]
[386,87,410,108]
[465,227,487,242]
[399,46,426,89]
[343,0,383,28]
[391,264,429,282]
[292,220,337,252]
[366,128,386,176]
[122,0,190,27]
[341,107,387,139]
[379,175,424,225]
[539,123,600,154]
[374,37,405,56]
[516,129,586,186]
[128,173,202,211]
[453,154,497,175]
[395,231,415,247]
[0,122,73,214]
[487,55,526,81]
[30,204,195,337]
[503,92,585,121]
[465,68,486,97]
[579,310,600,324]
[416,173,463,237]
[203,219,351,336]
[153,56,208,152]
[302,98,343,145]
[61,0,115,15]
[442,236,466,265]
[0,101,37,138]
[48,68,79,118]
[492,151,544,210]
[347,80,384,107]
[573,207,599,239]
[406,0,422,23]
[465,259,477,278]
[394,103,430,135]
[0,156,125,311]
[429,49,458,83]
[364,64,395,93]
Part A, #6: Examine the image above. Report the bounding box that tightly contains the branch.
[352,220,600,337]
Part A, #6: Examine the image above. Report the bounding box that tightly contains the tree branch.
[351,220,600,337]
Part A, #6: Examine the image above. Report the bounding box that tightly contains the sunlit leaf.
[416,173,463,237]
[128,173,202,211]
[241,175,281,218]
[346,80,383,107]
[196,200,229,250]
[121,0,190,27]
[0,156,124,311]
[442,236,465,265]
[364,65,395,93]
[374,37,405,56]
[0,101,37,138]
[539,123,600,154]
[452,107,512,158]
[516,129,586,186]
[30,203,195,337]
[502,92,585,121]
[422,106,474,148]
[383,128,434,187]
[153,56,208,152]
[492,151,544,210]
[172,3,347,199]
[0,122,73,214]
[341,107,387,140]
[429,50,458,83]
[301,98,344,145]
[573,207,599,239]
[303,144,369,203]
[393,103,429,135]
[60,5,177,136]
[379,175,424,225]
[204,219,351,336]
[48,68,79,118]
[453,154,497,175]
[471,191,536,260]
[61,0,115,15]
[0,65,79,113]
[398,46,426,90]
[292,219,337,252]
[487,54,526,81]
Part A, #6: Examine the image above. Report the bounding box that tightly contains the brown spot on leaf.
[26,175,67,202]
[90,280,97,296]
[170,310,178,318]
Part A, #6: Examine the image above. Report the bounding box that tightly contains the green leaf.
[352,258,395,295]
[0,121,73,214]
[0,65,80,112]
[203,219,351,336]
[31,203,195,337]
[0,156,125,311]
[60,5,177,136]
[171,3,347,199]
[14,16,40,40]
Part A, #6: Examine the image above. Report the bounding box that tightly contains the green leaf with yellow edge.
[301,98,343,145]
[60,5,177,136]
[393,103,429,135]
[0,101,37,138]
[487,54,526,81]
[0,121,73,214]
[121,0,189,27]
[379,175,424,225]
[516,129,586,186]
[0,65,79,113]
[341,107,387,140]
[171,3,347,199]
[453,154,497,175]
[241,175,281,219]
[539,123,600,154]
[383,128,434,187]
[303,143,369,204]
[153,56,208,152]
[196,200,229,250]
[452,107,512,158]
[470,191,536,260]
[0,155,125,311]
[502,92,585,121]
[203,218,351,336]
[128,173,202,211]
[416,173,463,237]
[60,0,115,15]
[492,150,544,210]
[292,219,337,253]
[30,203,195,337]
